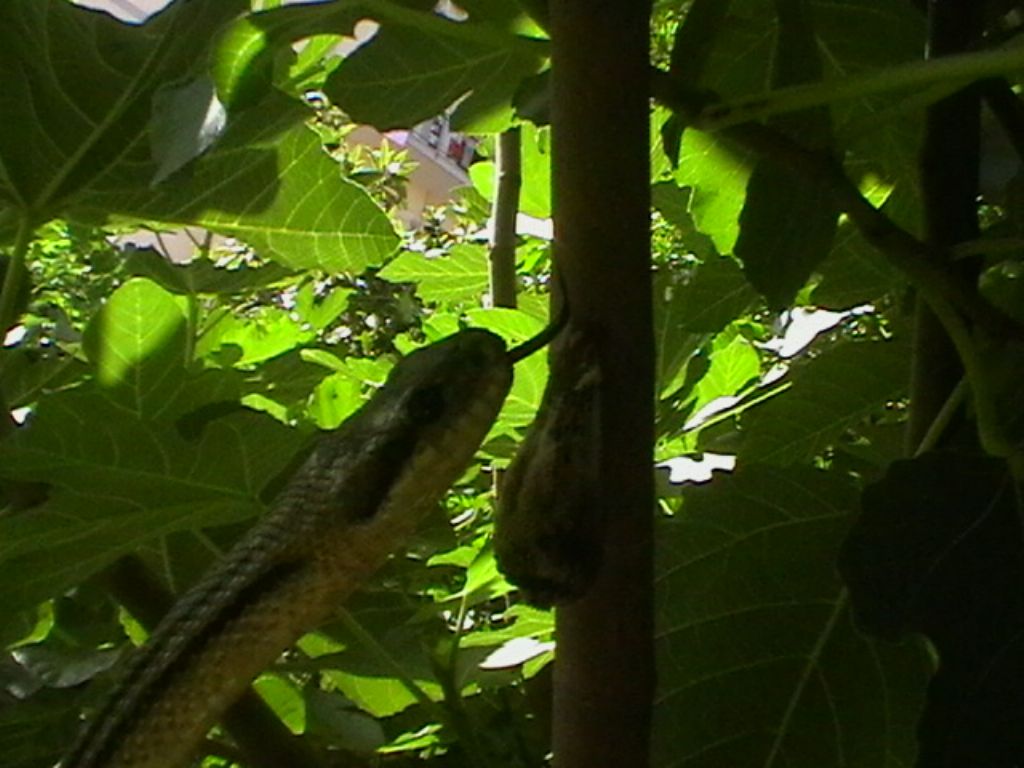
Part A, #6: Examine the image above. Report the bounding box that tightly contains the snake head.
[288,329,512,527]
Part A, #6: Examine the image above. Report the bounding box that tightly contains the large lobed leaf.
[0,279,308,628]
[740,339,910,466]
[653,257,758,398]
[666,0,924,307]
[228,0,548,132]
[654,464,929,767]
[78,93,399,272]
[379,244,490,306]
[0,0,244,217]
[0,0,399,271]
[840,453,1024,766]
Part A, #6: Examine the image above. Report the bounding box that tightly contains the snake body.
[62,328,518,768]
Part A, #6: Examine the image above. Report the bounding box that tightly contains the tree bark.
[548,1,655,766]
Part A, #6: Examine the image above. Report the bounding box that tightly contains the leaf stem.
[693,45,1024,130]
[913,378,966,457]
[0,215,32,337]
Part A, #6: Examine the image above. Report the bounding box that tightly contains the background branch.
[488,128,522,310]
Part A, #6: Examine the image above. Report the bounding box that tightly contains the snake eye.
[408,384,447,423]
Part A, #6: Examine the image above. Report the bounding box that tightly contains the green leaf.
[150,77,229,185]
[0,0,248,218]
[432,542,513,605]
[82,104,400,272]
[651,183,717,261]
[668,0,924,291]
[654,262,757,397]
[672,129,755,257]
[82,278,189,410]
[454,0,541,28]
[0,348,87,410]
[654,464,929,767]
[979,258,1024,325]
[305,687,387,753]
[688,331,760,417]
[732,0,838,308]
[212,16,276,110]
[379,245,489,307]
[196,305,315,367]
[467,308,549,432]
[667,0,731,90]
[460,603,553,649]
[0,388,303,621]
[125,248,295,295]
[254,674,306,734]
[308,373,363,430]
[302,596,443,718]
[840,453,1024,765]
[327,8,547,131]
[0,494,250,626]
[237,1,547,132]
[812,187,907,309]
[657,258,758,335]
[734,162,838,308]
[0,1,399,270]
[811,221,901,309]
[0,689,82,768]
[740,339,909,466]
[294,283,352,331]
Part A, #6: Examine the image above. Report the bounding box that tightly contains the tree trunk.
[549,1,655,766]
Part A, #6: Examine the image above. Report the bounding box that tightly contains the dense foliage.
[1,1,1023,766]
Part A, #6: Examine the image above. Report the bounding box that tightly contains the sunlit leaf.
[379,245,489,306]
[740,339,909,466]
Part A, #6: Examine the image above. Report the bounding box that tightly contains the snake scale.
[62,324,554,768]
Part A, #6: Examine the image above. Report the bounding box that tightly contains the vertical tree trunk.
[548,2,654,766]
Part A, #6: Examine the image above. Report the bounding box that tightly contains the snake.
[61,322,558,768]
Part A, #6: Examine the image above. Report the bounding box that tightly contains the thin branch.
[488,128,522,309]
[690,44,1024,131]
